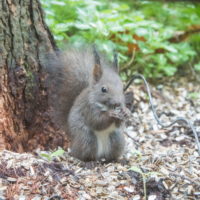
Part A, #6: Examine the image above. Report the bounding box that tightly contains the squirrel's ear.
[93,63,102,83]
[93,45,100,66]
[93,45,102,82]
[113,50,119,73]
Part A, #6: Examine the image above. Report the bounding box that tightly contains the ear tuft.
[92,45,102,82]
[113,50,119,73]
[93,64,102,82]
[93,44,100,65]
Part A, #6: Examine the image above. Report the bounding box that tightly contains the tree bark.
[0,0,67,152]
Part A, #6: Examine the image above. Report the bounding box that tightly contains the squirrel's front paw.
[109,106,132,121]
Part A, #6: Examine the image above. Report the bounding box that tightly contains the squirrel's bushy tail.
[42,47,94,132]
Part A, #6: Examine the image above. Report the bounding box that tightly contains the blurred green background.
[41,0,200,81]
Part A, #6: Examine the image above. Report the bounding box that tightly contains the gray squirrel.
[45,46,127,162]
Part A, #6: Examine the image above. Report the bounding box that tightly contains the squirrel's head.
[89,47,125,112]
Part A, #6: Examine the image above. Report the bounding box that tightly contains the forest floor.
[0,78,200,200]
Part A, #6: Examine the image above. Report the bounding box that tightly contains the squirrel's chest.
[94,123,116,159]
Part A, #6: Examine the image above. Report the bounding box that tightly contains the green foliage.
[129,166,161,200]
[187,92,200,100]
[41,0,200,80]
[40,148,65,161]
[194,62,200,71]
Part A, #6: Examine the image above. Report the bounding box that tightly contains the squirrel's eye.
[101,86,107,93]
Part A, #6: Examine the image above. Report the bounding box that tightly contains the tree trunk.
[0,0,67,152]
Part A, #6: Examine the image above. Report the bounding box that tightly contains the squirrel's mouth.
[95,102,121,112]
[95,102,108,111]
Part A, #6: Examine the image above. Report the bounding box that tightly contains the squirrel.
[45,46,127,162]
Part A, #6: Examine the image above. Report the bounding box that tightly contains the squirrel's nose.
[111,102,121,109]
[108,98,123,109]
[114,103,121,108]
